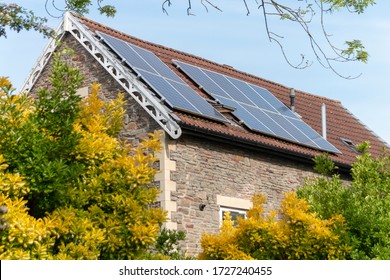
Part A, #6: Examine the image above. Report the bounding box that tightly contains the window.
[220,207,246,226]
[216,195,251,226]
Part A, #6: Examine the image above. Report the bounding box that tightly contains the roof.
[24,13,389,168]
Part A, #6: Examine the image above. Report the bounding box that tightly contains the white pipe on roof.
[322,103,327,140]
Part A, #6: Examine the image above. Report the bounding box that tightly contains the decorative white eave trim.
[20,11,182,139]
[20,18,65,94]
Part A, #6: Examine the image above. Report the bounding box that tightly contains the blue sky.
[1,0,389,145]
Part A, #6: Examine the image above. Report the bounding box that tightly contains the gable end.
[20,12,182,140]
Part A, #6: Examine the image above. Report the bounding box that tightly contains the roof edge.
[20,16,65,93]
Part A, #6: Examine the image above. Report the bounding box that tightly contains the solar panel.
[173,60,340,154]
[249,84,298,119]
[227,77,277,113]
[217,96,275,135]
[97,31,227,122]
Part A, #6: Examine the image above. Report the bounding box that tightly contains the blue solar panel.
[167,79,227,121]
[175,61,231,98]
[173,60,340,153]
[226,76,277,113]
[217,97,274,135]
[248,84,298,119]
[243,104,296,142]
[314,138,340,154]
[201,69,256,105]
[264,111,316,146]
[137,70,197,112]
[97,32,227,122]
[129,43,183,83]
[98,34,158,74]
[288,118,340,153]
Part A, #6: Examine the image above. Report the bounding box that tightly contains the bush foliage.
[0,54,167,259]
[201,145,390,260]
[200,192,350,260]
[298,145,390,259]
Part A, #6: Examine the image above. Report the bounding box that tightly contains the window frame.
[219,206,247,225]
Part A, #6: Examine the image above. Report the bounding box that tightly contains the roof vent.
[289,88,295,112]
[223,64,234,69]
[340,138,360,153]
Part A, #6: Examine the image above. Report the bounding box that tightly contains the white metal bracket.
[20,12,182,139]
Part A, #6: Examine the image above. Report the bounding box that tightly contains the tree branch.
[243,0,250,16]
[187,0,195,16]
[45,0,65,18]
[162,0,172,15]
[2,0,372,79]
[202,0,222,12]
[258,0,364,78]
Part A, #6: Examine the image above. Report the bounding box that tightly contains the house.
[22,12,388,255]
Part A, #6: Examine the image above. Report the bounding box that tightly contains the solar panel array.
[97,31,227,122]
[173,60,340,153]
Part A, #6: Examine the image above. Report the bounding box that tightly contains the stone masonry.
[167,134,323,255]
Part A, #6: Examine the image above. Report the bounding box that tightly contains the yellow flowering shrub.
[74,82,122,164]
[0,155,29,198]
[200,192,350,260]
[200,212,253,260]
[0,180,56,259]
[0,57,166,259]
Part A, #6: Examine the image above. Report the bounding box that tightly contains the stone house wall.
[166,134,324,255]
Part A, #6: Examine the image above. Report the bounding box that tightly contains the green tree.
[0,3,53,37]
[0,1,116,38]
[0,53,168,259]
[200,192,349,260]
[154,228,187,260]
[297,144,390,259]
[0,50,84,218]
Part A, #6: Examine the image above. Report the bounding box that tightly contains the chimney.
[322,103,327,140]
[289,88,295,112]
